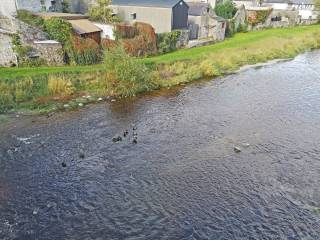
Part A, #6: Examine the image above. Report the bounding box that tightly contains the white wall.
[0,0,17,17]
[299,9,317,19]
[93,22,115,40]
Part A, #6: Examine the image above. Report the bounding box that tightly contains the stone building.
[188,2,226,40]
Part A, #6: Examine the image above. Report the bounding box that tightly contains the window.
[131,13,136,20]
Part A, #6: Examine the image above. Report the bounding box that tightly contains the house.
[261,0,317,22]
[109,0,189,33]
[188,2,226,40]
[35,13,103,43]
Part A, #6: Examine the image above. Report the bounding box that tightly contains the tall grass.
[1,25,320,113]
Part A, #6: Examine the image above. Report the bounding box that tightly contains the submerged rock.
[234,147,242,153]
[79,151,85,159]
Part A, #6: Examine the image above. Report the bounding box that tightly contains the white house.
[263,0,317,20]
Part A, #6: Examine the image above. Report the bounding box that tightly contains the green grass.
[144,25,320,63]
[0,64,104,79]
[1,24,320,114]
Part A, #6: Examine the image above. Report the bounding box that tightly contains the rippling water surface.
[1,51,320,240]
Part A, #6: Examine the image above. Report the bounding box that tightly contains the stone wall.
[0,31,17,67]
[232,5,247,31]
[176,29,190,48]
[0,17,63,66]
[34,41,64,65]
[247,9,299,31]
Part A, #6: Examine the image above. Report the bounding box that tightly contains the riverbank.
[1,25,320,114]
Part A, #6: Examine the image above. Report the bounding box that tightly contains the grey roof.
[111,0,187,8]
[188,2,209,16]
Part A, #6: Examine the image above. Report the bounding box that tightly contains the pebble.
[234,147,242,153]
[63,104,70,108]
[78,103,84,107]
[98,97,103,101]
[242,143,250,148]
[111,99,116,102]
[32,208,39,215]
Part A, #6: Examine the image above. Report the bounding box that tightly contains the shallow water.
[0,51,320,240]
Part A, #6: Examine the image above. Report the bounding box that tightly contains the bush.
[104,46,155,95]
[214,1,237,19]
[17,10,45,28]
[44,18,72,44]
[66,36,102,65]
[120,22,157,56]
[157,31,181,54]
[114,24,137,40]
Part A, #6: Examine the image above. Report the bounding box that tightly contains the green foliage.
[44,18,72,44]
[88,0,119,23]
[247,10,272,25]
[61,0,70,13]
[104,46,155,95]
[17,10,45,28]
[214,1,237,20]
[1,25,320,113]
[156,31,181,54]
[66,36,102,65]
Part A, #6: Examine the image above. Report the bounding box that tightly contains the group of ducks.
[113,125,138,144]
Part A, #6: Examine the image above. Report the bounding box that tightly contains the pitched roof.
[68,19,102,34]
[110,0,186,8]
[188,2,209,16]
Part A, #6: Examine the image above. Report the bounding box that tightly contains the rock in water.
[61,162,67,167]
[79,152,85,159]
[234,147,242,153]
[132,138,138,144]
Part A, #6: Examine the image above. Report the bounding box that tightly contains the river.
[0,51,320,239]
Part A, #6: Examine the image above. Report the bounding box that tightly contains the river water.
[1,51,320,239]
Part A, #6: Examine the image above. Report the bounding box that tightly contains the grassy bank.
[1,25,320,113]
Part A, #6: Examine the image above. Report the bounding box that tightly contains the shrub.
[120,22,157,56]
[66,36,102,65]
[44,17,72,44]
[48,75,75,96]
[247,10,272,25]
[214,1,237,19]
[104,46,155,95]
[17,10,45,28]
[114,24,137,40]
[157,31,181,54]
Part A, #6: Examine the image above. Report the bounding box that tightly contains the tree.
[88,0,119,23]
[214,1,237,19]
[61,0,70,13]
